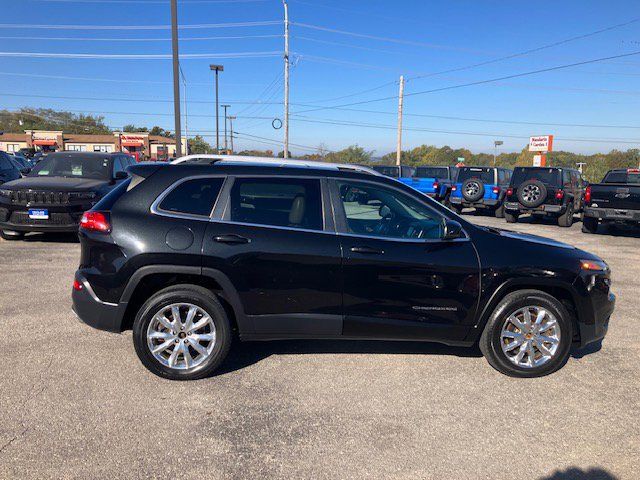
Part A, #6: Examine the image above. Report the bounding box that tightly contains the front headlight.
[68,191,97,200]
[580,259,608,271]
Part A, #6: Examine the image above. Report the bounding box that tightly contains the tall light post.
[221,104,230,153]
[228,115,236,154]
[493,140,503,166]
[282,0,290,158]
[170,0,182,156]
[209,64,224,152]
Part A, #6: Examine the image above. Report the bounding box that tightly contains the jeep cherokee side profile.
[72,156,615,380]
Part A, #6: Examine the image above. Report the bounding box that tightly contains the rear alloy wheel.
[558,202,574,227]
[582,216,598,234]
[133,284,231,380]
[0,230,25,241]
[480,290,572,377]
[462,178,485,202]
[517,180,547,208]
[504,211,518,223]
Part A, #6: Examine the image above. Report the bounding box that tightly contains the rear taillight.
[555,189,565,200]
[451,186,457,191]
[492,186,501,195]
[80,211,111,233]
[506,187,514,196]
[73,279,83,291]
[433,182,440,191]
[584,185,592,204]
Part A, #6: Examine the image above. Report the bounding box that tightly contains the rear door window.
[229,178,323,231]
[158,177,225,217]
[0,153,14,171]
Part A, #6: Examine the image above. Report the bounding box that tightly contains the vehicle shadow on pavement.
[216,339,482,376]
[21,232,79,243]
[537,466,618,480]
[571,340,603,359]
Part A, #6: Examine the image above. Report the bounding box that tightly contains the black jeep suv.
[503,167,585,227]
[72,156,614,380]
[0,151,134,240]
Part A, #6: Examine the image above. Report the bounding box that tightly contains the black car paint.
[0,152,22,184]
[584,169,640,225]
[72,163,614,350]
[0,152,132,233]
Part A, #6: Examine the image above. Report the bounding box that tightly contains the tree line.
[2,108,637,182]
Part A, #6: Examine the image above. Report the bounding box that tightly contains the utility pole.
[395,75,405,167]
[170,0,182,156]
[180,66,188,155]
[221,104,230,153]
[283,0,290,158]
[210,64,224,152]
[228,115,236,153]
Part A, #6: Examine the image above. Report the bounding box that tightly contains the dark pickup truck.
[583,168,640,233]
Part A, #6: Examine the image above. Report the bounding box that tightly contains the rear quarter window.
[158,177,224,217]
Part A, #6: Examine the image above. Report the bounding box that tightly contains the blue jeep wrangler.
[372,165,416,180]
[449,166,512,218]
[399,165,459,204]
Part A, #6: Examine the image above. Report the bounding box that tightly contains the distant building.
[0,130,180,161]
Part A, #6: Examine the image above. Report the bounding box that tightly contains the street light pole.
[283,0,290,158]
[493,140,503,166]
[221,104,230,153]
[170,0,182,157]
[210,64,224,152]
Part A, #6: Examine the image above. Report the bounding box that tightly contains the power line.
[0,20,280,30]
[30,0,265,3]
[0,51,281,59]
[293,49,640,113]
[0,34,282,42]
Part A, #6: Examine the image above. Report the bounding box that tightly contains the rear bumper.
[450,197,499,208]
[504,202,564,214]
[584,206,640,222]
[0,221,79,233]
[72,273,126,333]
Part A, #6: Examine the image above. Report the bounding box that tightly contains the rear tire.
[504,211,518,223]
[132,284,232,380]
[479,290,573,378]
[494,203,505,218]
[558,202,574,227]
[0,230,25,241]
[582,216,598,234]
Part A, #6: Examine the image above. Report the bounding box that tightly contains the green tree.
[187,135,213,154]
[325,145,373,164]
[0,108,111,134]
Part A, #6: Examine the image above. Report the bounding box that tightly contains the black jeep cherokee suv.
[0,151,134,240]
[503,166,585,227]
[72,156,615,380]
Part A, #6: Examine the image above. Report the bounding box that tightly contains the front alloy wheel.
[480,290,572,377]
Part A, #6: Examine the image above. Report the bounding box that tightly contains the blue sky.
[1,0,639,156]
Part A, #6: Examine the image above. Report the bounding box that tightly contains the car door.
[203,175,343,337]
[330,178,481,343]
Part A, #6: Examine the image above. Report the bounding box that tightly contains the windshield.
[511,167,560,186]
[372,166,399,178]
[29,154,111,180]
[602,171,640,184]
[457,167,494,184]
[415,167,449,179]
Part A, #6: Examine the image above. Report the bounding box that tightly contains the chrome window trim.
[208,219,337,236]
[329,176,470,242]
[150,174,228,222]
[222,175,331,233]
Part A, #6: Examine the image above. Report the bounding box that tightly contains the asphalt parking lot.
[0,215,638,480]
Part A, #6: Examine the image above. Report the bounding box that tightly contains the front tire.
[504,211,518,223]
[132,284,232,380]
[0,230,25,241]
[479,290,573,378]
[582,216,598,234]
[558,202,574,227]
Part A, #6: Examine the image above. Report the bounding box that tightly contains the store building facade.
[0,130,179,161]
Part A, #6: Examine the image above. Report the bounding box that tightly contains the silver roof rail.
[170,154,381,176]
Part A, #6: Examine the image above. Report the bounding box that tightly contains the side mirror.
[114,171,128,180]
[442,219,464,241]
[20,167,31,175]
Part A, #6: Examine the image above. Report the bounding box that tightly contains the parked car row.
[373,163,640,234]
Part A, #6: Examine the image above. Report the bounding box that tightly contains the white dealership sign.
[529,135,554,152]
